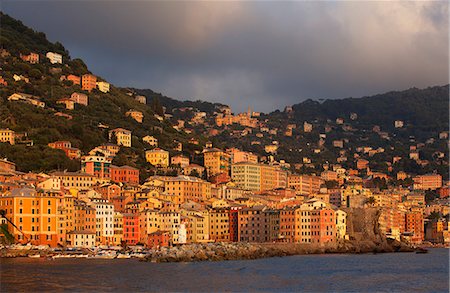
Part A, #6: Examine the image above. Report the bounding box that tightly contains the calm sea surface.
[1,248,448,292]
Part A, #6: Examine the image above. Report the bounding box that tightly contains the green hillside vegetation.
[0,13,205,174]
[287,86,449,135]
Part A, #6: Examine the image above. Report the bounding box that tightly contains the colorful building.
[0,129,15,145]
[81,74,97,92]
[0,188,60,247]
[203,148,231,177]
[110,165,139,184]
[145,148,169,167]
[109,128,132,147]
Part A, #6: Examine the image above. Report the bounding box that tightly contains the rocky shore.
[143,239,414,263]
[1,239,415,262]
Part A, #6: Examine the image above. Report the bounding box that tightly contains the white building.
[394,120,404,128]
[92,198,115,245]
[46,52,63,64]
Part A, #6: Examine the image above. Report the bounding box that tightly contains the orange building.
[67,74,81,85]
[0,188,61,247]
[110,165,139,185]
[20,52,39,64]
[356,159,369,170]
[48,141,81,160]
[81,74,97,92]
[279,207,296,242]
[310,208,336,244]
[147,230,171,248]
[405,211,424,244]
[413,174,443,190]
[72,199,96,233]
[288,174,323,196]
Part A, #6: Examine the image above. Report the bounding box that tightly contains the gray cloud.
[2,1,448,112]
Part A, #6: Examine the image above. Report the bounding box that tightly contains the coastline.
[0,239,418,262]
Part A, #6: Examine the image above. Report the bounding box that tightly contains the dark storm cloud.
[1,1,448,112]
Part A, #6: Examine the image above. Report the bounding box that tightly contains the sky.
[1,1,448,113]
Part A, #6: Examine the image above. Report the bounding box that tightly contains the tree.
[189,169,200,178]
[150,97,164,116]
[365,196,376,206]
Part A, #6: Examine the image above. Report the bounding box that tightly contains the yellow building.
[96,81,110,93]
[126,110,144,123]
[203,148,231,177]
[231,162,261,191]
[113,212,123,245]
[209,208,230,242]
[145,148,169,167]
[180,208,210,243]
[0,128,15,145]
[51,171,96,190]
[260,165,276,192]
[0,188,60,247]
[109,128,132,147]
[67,231,96,248]
[335,209,347,239]
[142,135,158,147]
[163,175,212,203]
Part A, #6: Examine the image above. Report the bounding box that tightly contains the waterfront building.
[0,188,60,247]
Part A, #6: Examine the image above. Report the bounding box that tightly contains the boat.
[116,253,131,259]
[76,254,89,258]
[92,252,117,259]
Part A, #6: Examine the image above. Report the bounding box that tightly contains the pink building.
[70,92,88,106]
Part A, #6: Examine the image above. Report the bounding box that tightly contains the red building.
[438,185,449,198]
[123,213,140,245]
[110,165,139,184]
[48,141,81,160]
[229,206,242,242]
[310,208,336,244]
[210,173,231,184]
[147,230,171,248]
[81,155,111,179]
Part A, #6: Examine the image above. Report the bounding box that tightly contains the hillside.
[288,85,449,133]
[0,12,448,181]
[0,12,206,176]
